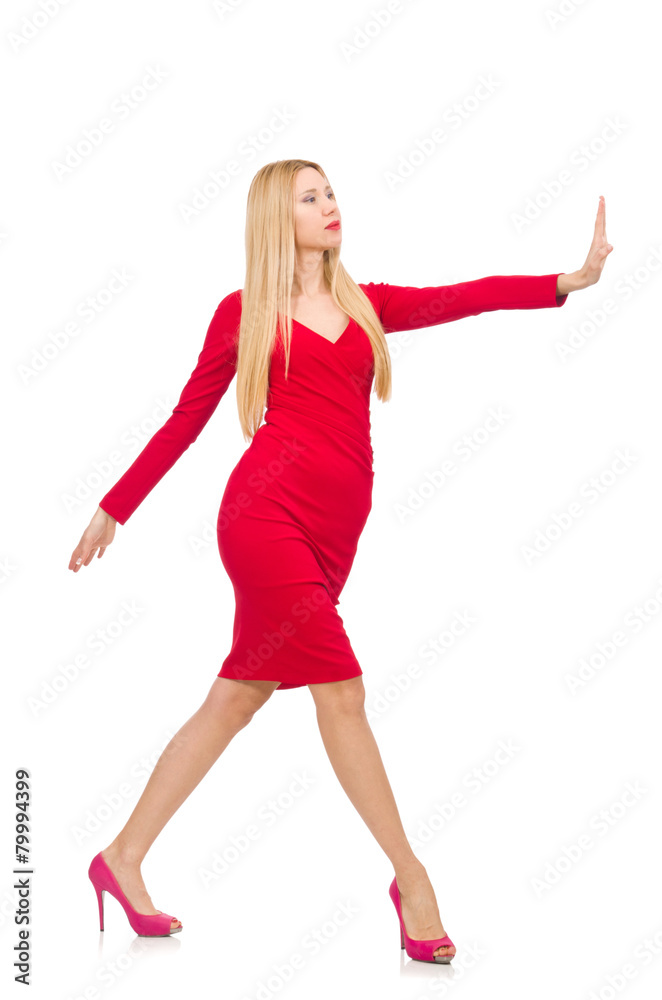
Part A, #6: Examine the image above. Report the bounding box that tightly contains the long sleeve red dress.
[98,274,568,689]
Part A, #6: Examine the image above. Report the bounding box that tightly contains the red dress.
[99,273,568,689]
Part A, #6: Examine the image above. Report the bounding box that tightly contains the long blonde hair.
[235,158,393,441]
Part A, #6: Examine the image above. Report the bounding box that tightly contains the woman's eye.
[304,193,335,203]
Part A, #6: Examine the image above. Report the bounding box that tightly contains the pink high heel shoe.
[88,852,182,936]
[389,876,455,963]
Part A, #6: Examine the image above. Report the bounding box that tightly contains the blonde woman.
[70,160,611,962]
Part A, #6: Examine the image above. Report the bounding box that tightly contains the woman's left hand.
[574,195,614,289]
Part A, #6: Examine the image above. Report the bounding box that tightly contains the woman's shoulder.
[212,288,243,318]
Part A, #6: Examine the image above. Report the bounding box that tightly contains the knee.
[312,676,366,715]
[202,678,274,727]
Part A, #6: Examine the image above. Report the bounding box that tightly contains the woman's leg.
[308,676,455,960]
[99,677,280,929]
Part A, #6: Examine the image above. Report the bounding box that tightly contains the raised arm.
[359,273,568,334]
[98,289,242,525]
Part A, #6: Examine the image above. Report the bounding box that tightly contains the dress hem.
[216,667,363,689]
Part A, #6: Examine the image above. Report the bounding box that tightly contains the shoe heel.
[92,881,105,931]
[400,926,405,949]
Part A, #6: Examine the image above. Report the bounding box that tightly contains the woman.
[70,160,612,962]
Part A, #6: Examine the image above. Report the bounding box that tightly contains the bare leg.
[308,676,455,960]
[100,677,280,930]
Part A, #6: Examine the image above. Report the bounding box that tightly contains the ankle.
[394,858,427,886]
[103,840,146,868]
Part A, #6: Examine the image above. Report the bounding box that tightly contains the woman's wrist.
[98,505,116,522]
[556,271,583,296]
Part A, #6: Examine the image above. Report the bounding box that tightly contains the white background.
[3,0,661,997]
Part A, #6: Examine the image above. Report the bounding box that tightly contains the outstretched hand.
[69,507,117,573]
[577,195,613,288]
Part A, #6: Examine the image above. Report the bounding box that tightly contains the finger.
[602,196,606,238]
[70,550,85,571]
[600,194,606,237]
[594,195,605,236]
[595,195,604,231]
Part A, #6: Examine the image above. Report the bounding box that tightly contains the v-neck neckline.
[291,316,353,346]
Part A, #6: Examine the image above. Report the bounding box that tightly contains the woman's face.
[293,167,342,252]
